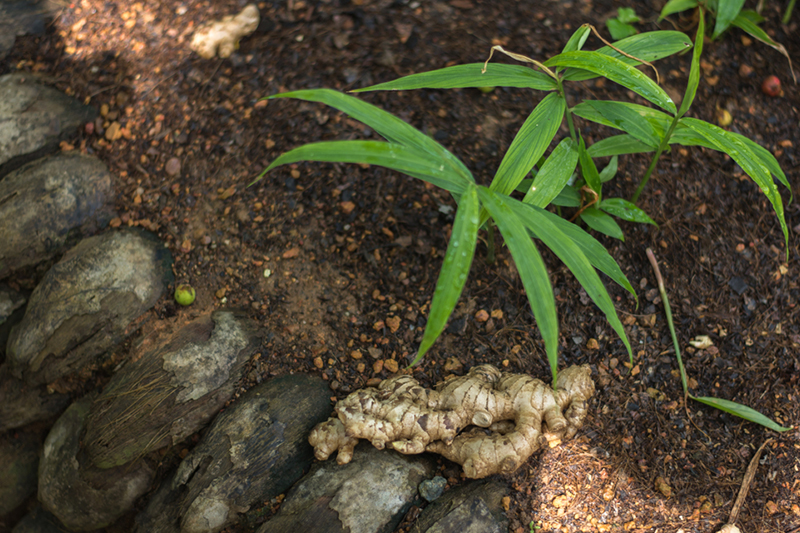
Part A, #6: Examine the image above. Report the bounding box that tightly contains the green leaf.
[574,100,673,138]
[547,51,676,114]
[692,396,793,432]
[477,188,559,385]
[731,12,795,79]
[561,25,592,54]
[713,0,746,39]
[522,138,579,208]
[413,186,480,365]
[588,134,655,157]
[539,209,636,297]
[679,7,705,117]
[578,136,602,197]
[262,89,474,183]
[659,0,699,20]
[617,7,640,23]
[733,133,792,197]
[580,207,625,240]
[490,93,565,195]
[600,198,658,225]
[563,31,693,82]
[552,186,582,207]
[259,141,469,194]
[353,63,557,92]
[598,155,618,183]
[607,19,638,41]
[681,118,789,253]
[581,101,662,148]
[670,124,717,149]
[506,199,633,363]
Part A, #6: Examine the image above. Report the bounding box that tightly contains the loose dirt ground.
[3,0,800,531]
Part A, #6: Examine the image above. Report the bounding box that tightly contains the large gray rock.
[37,395,156,532]
[409,479,509,533]
[0,73,96,177]
[0,283,26,359]
[6,229,173,386]
[135,373,332,533]
[0,1,59,60]
[0,363,69,431]
[0,429,40,516]
[37,310,261,532]
[259,444,435,533]
[82,309,261,469]
[0,153,116,278]
[11,506,64,533]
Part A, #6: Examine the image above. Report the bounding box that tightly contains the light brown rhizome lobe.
[309,364,595,478]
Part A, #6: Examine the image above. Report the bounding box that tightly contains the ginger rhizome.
[309,364,595,478]
[190,4,260,59]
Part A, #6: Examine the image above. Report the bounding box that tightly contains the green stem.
[784,0,796,24]
[646,248,688,397]
[630,116,680,204]
[558,77,579,143]
[486,222,496,264]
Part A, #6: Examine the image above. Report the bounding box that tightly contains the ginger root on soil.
[309,364,595,478]
[190,4,260,59]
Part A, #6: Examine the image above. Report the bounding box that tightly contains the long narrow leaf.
[600,198,658,225]
[578,136,602,197]
[731,13,795,81]
[413,186,480,365]
[580,207,625,240]
[547,51,677,114]
[659,0,699,19]
[258,141,469,194]
[733,133,792,196]
[522,138,579,207]
[678,8,704,117]
[506,199,633,360]
[538,208,636,297]
[353,63,557,92]
[490,93,565,195]
[561,25,592,54]
[670,125,717,149]
[713,0,746,39]
[477,188,560,385]
[588,134,655,157]
[552,186,582,207]
[692,396,792,432]
[681,118,789,252]
[563,31,692,82]
[573,101,672,138]
[265,89,474,182]
[583,101,662,148]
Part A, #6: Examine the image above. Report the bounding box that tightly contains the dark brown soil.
[3,0,800,531]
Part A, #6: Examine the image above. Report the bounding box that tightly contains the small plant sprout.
[256,20,790,386]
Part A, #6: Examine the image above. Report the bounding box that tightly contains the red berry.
[761,75,781,97]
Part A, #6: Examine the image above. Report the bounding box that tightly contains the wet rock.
[0,364,70,431]
[10,506,64,533]
[0,1,58,60]
[135,373,331,533]
[0,430,40,516]
[6,229,173,386]
[409,479,508,533]
[0,153,116,278]
[0,284,26,359]
[259,444,434,533]
[0,74,96,177]
[83,309,261,469]
[38,395,156,531]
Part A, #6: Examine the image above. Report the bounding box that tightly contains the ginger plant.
[309,364,595,479]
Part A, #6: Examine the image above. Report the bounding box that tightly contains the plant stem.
[486,222,496,264]
[646,248,688,397]
[557,78,579,143]
[631,117,680,203]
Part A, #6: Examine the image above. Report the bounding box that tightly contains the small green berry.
[174,284,196,306]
